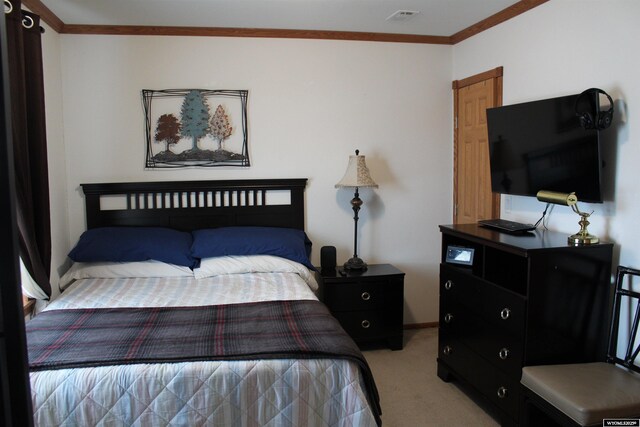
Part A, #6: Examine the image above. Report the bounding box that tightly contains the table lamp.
[335,149,378,270]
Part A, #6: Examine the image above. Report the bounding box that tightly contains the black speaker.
[575,88,614,130]
[320,246,336,271]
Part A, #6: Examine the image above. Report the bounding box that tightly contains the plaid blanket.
[27,300,381,424]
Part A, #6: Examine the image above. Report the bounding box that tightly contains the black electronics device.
[487,92,604,203]
[445,245,475,266]
[478,218,536,233]
[575,88,614,130]
[320,246,336,271]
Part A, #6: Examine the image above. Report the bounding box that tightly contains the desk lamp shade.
[536,190,599,245]
[335,150,378,271]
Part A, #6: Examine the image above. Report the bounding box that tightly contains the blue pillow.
[68,227,196,268]
[191,226,313,269]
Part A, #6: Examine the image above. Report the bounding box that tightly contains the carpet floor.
[362,327,500,426]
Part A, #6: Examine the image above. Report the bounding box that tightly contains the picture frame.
[142,89,249,168]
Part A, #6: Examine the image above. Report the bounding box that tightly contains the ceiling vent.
[386,10,420,22]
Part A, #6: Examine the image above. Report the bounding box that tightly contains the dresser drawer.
[440,264,482,307]
[438,338,519,420]
[324,279,400,312]
[440,300,523,377]
[440,264,526,335]
[331,310,397,341]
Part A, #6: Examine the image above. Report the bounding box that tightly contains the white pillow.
[59,260,194,290]
[194,255,318,292]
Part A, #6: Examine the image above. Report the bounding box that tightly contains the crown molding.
[60,25,453,44]
[22,0,548,45]
[450,0,549,44]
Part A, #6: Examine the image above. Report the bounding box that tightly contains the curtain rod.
[4,0,45,33]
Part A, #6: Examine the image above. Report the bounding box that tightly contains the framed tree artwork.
[142,89,249,168]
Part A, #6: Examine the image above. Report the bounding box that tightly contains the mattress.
[29,257,379,426]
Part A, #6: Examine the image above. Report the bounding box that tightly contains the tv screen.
[486,93,603,203]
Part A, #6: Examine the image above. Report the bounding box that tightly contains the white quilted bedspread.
[30,264,378,427]
[49,273,319,309]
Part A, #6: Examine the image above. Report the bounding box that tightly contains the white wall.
[453,0,640,269]
[52,35,453,324]
[42,0,640,324]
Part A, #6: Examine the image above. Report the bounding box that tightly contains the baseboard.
[403,322,438,329]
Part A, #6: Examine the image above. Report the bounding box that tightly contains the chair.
[520,265,640,427]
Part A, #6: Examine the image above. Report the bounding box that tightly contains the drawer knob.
[443,345,453,356]
[499,347,510,360]
[444,280,453,290]
[497,386,508,399]
[500,307,511,320]
[444,313,454,323]
[361,320,371,329]
[361,292,371,301]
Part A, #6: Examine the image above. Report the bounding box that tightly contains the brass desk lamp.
[536,190,599,245]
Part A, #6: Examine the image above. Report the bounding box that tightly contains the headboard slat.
[81,179,308,231]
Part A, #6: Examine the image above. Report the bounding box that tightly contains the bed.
[26,179,381,427]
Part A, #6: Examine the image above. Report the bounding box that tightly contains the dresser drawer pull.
[498,348,510,360]
[361,320,371,329]
[361,292,371,301]
[444,280,453,290]
[443,345,452,356]
[444,313,454,323]
[497,386,508,399]
[500,307,511,320]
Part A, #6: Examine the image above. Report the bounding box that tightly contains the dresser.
[321,264,404,350]
[438,224,613,426]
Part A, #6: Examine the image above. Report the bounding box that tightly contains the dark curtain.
[5,0,51,297]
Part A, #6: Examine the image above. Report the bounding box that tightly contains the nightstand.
[320,264,405,350]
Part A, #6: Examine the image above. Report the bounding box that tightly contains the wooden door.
[452,67,503,224]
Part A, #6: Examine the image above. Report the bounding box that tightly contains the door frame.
[452,66,503,223]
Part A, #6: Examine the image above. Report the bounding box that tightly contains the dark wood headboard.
[80,179,307,231]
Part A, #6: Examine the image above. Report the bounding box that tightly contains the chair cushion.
[522,362,640,425]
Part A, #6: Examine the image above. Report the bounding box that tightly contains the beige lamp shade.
[335,150,378,189]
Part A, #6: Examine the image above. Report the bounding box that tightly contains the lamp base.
[568,211,599,245]
[568,232,599,245]
[343,256,368,271]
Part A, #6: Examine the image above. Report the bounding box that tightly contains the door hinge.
[454,116,458,129]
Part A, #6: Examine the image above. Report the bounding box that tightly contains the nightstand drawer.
[331,310,397,341]
[324,280,398,311]
[320,264,404,350]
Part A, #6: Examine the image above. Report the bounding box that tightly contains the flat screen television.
[486,93,603,203]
